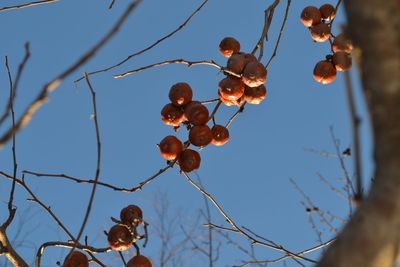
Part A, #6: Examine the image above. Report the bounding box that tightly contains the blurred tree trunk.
[318,0,400,266]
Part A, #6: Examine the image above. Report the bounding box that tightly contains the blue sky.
[0,0,373,266]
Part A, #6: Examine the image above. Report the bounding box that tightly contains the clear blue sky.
[0,0,373,266]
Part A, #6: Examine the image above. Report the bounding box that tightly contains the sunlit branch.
[35,241,111,267]
[181,172,317,263]
[113,59,240,79]
[0,0,59,12]
[0,0,142,149]
[74,0,209,83]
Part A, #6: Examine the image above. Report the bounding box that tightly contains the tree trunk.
[318,0,400,267]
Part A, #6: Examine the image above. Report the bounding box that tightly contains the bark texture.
[318,0,400,267]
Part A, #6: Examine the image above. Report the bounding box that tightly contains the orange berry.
[310,23,331,42]
[126,255,152,267]
[218,90,240,107]
[319,4,336,21]
[161,103,183,127]
[178,149,201,172]
[63,251,88,267]
[219,37,240,58]
[242,62,267,87]
[244,85,267,104]
[332,52,352,71]
[226,53,257,74]
[107,224,133,251]
[211,125,229,146]
[332,33,353,53]
[189,125,213,147]
[300,6,322,27]
[313,60,337,84]
[158,135,183,160]
[120,205,143,225]
[219,76,245,101]
[169,82,193,106]
[184,102,209,126]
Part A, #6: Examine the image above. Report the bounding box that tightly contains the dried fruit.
[244,85,267,104]
[219,76,245,101]
[184,102,209,126]
[169,83,193,106]
[107,224,133,251]
[211,125,229,146]
[226,53,256,74]
[189,125,213,147]
[332,33,353,53]
[313,60,337,84]
[300,6,322,27]
[178,149,201,172]
[319,4,336,21]
[219,37,240,58]
[120,205,143,225]
[158,135,183,160]
[332,52,352,71]
[242,62,267,87]
[63,251,88,267]
[126,255,152,267]
[161,103,183,126]
[218,90,240,107]
[310,23,331,42]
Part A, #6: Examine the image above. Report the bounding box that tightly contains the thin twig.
[290,178,338,234]
[0,0,142,149]
[72,73,103,247]
[75,0,209,83]
[113,59,240,79]
[108,0,116,9]
[0,172,75,241]
[35,241,111,267]
[237,239,334,267]
[252,0,280,60]
[194,173,214,267]
[265,0,292,68]
[23,160,175,193]
[343,70,363,201]
[3,56,17,229]
[0,0,59,12]
[226,103,246,128]
[208,100,222,124]
[329,127,355,215]
[181,172,316,263]
[0,44,31,128]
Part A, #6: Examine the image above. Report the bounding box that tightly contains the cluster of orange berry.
[300,4,353,84]
[219,37,267,105]
[159,83,230,172]
[62,205,152,267]
[158,37,267,172]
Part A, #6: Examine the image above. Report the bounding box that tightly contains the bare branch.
[113,58,241,79]
[0,0,143,148]
[75,0,209,82]
[265,0,292,68]
[72,73,103,247]
[0,0,59,12]
[181,171,317,263]
[343,70,363,201]
[23,160,175,193]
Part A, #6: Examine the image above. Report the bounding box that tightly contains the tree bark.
[0,228,29,267]
[318,0,400,267]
